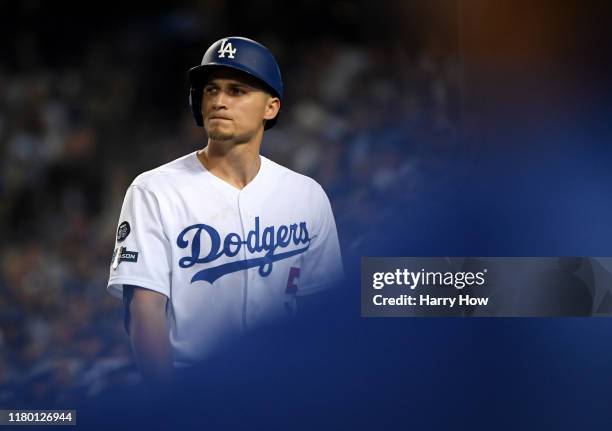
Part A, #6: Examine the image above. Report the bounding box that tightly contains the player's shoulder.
[131,151,200,191]
[262,155,324,194]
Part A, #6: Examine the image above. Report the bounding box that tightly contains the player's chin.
[208,129,234,141]
[206,126,235,141]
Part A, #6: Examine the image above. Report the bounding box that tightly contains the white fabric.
[107,151,343,365]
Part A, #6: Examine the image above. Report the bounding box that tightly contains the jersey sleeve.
[107,184,172,299]
[297,184,344,296]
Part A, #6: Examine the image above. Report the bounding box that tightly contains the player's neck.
[198,140,262,190]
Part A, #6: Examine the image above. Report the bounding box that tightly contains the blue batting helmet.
[188,36,283,130]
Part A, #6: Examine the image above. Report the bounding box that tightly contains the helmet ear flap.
[189,87,204,127]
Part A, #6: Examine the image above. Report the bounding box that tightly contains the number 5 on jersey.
[285,267,300,294]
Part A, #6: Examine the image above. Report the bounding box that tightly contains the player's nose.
[211,90,228,109]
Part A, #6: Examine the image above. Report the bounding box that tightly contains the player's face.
[201,68,280,142]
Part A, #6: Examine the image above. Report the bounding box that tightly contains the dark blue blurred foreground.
[76,277,612,431]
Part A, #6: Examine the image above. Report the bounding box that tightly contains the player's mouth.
[208,115,232,121]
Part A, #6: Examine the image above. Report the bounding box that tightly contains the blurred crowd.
[0,7,461,405]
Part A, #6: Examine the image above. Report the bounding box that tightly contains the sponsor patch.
[116,221,131,242]
[112,246,139,270]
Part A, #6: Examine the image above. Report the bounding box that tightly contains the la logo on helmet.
[217,39,237,59]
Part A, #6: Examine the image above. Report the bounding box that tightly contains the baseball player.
[107,37,344,382]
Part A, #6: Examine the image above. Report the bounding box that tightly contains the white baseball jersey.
[107,151,343,366]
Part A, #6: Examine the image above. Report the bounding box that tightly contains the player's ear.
[263,96,280,121]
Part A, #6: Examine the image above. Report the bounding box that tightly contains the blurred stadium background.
[1,0,465,405]
[1,0,610,411]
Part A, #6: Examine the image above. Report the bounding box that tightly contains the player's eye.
[203,86,218,95]
[229,87,246,96]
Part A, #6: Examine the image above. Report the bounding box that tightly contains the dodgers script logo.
[177,217,310,283]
